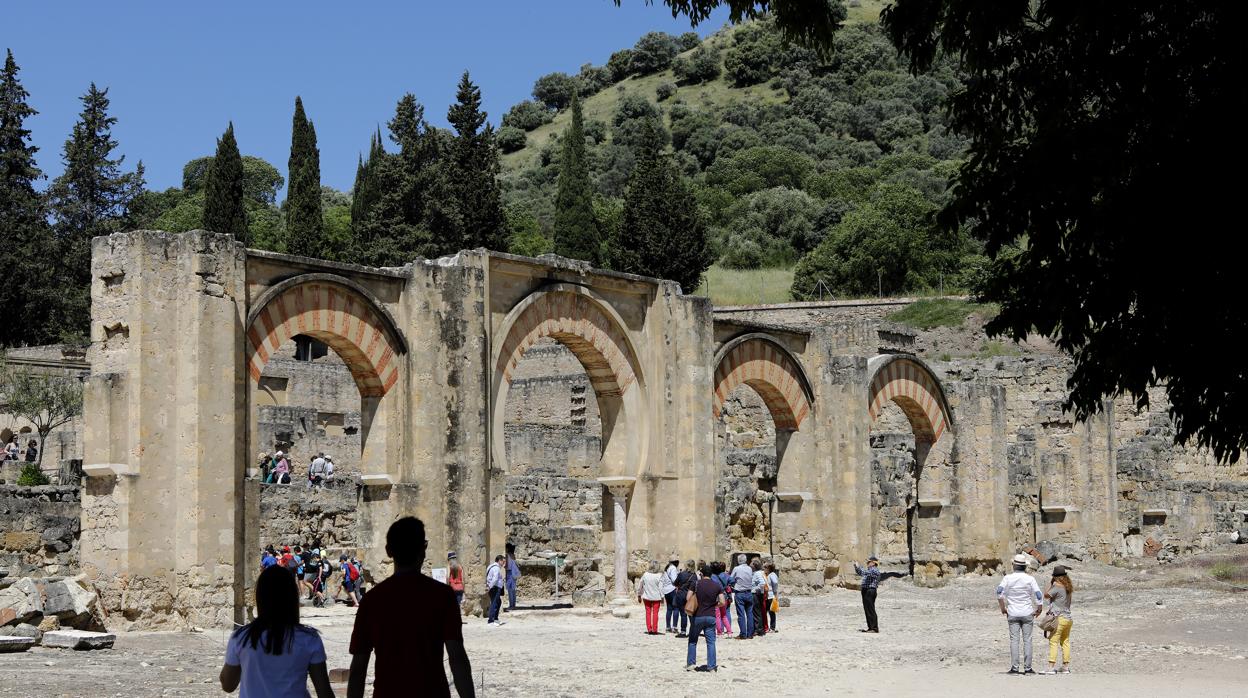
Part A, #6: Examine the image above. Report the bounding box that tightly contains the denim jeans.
[734,591,754,637]
[665,590,679,630]
[506,579,518,609]
[686,616,717,668]
[1008,615,1035,670]
[487,586,503,623]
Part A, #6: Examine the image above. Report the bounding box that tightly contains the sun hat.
[448,551,457,560]
[1012,553,1030,566]
[1052,565,1067,577]
[867,555,879,562]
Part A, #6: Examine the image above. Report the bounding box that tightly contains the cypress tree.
[553,92,599,263]
[445,71,507,252]
[351,128,386,235]
[285,97,324,257]
[48,82,144,340]
[615,120,712,292]
[0,49,57,346]
[202,123,247,241]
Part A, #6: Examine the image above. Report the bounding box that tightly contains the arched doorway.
[866,355,954,581]
[712,334,814,566]
[490,284,647,601]
[243,274,406,597]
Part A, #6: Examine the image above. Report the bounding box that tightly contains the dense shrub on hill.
[499,18,971,296]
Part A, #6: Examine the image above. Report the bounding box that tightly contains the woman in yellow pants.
[1041,566,1074,674]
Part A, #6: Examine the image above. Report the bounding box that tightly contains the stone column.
[599,476,636,599]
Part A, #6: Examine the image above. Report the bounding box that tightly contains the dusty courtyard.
[7,551,1247,698]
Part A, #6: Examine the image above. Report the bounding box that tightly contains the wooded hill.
[498,6,984,300]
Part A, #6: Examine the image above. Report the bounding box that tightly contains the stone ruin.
[0,228,1245,631]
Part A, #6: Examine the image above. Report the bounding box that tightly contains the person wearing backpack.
[337,554,361,607]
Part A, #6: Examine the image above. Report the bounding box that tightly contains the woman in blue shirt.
[220,565,335,697]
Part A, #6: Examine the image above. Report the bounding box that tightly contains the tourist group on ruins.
[257,450,337,488]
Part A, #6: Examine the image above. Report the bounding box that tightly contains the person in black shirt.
[686,564,725,672]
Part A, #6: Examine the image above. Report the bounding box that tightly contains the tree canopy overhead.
[878,1,1248,461]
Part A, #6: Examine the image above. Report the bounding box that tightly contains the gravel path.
[7,555,1247,697]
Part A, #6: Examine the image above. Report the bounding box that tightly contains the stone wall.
[0,485,80,578]
[255,481,359,555]
[936,357,1248,563]
[254,344,364,480]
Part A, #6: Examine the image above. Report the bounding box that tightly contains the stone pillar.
[599,476,636,599]
[81,230,246,629]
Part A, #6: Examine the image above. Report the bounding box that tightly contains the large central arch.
[245,273,407,398]
[490,283,647,475]
[712,333,814,432]
[867,355,951,444]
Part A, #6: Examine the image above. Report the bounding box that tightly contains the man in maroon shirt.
[347,517,475,698]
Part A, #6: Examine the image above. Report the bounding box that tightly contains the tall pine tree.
[553,92,599,264]
[615,120,712,292]
[0,50,56,346]
[444,71,507,252]
[285,97,324,257]
[202,123,247,241]
[48,83,144,340]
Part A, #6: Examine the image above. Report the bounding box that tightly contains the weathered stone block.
[42,629,116,650]
[0,622,42,641]
[2,532,42,552]
[0,577,43,624]
[0,635,35,652]
[43,579,97,626]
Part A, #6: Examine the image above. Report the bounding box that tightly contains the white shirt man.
[996,553,1043,674]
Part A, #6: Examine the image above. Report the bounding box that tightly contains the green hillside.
[498,1,982,303]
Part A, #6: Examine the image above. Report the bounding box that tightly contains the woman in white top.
[661,559,679,633]
[221,565,334,698]
[765,562,780,633]
[636,560,666,635]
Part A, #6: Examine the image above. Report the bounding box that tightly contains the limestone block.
[2,532,42,553]
[572,589,606,607]
[0,635,35,652]
[43,579,98,626]
[42,629,116,650]
[611,607,630,618]
[0,622,42,642]
[0,577,43,624]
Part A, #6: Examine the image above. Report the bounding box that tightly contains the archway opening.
[502,337,605,602]
[867,357,953,580]
[717,382,781,561]
[491,286,647,606]
[242,275,406,611]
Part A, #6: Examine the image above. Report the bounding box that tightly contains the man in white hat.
[996,553,1043,674]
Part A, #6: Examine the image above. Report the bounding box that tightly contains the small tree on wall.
[0,356,83,469]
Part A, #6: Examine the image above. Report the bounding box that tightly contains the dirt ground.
[8,549,1248,698]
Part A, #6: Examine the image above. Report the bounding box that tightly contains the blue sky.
[3,1,726,194]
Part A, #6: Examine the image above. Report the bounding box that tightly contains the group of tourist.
[223,517,475,698]
[259,543,365,608]
[221,531,1074,695]
[258,450,337,488]
[635,555,780,672]
[1,435,37,462]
